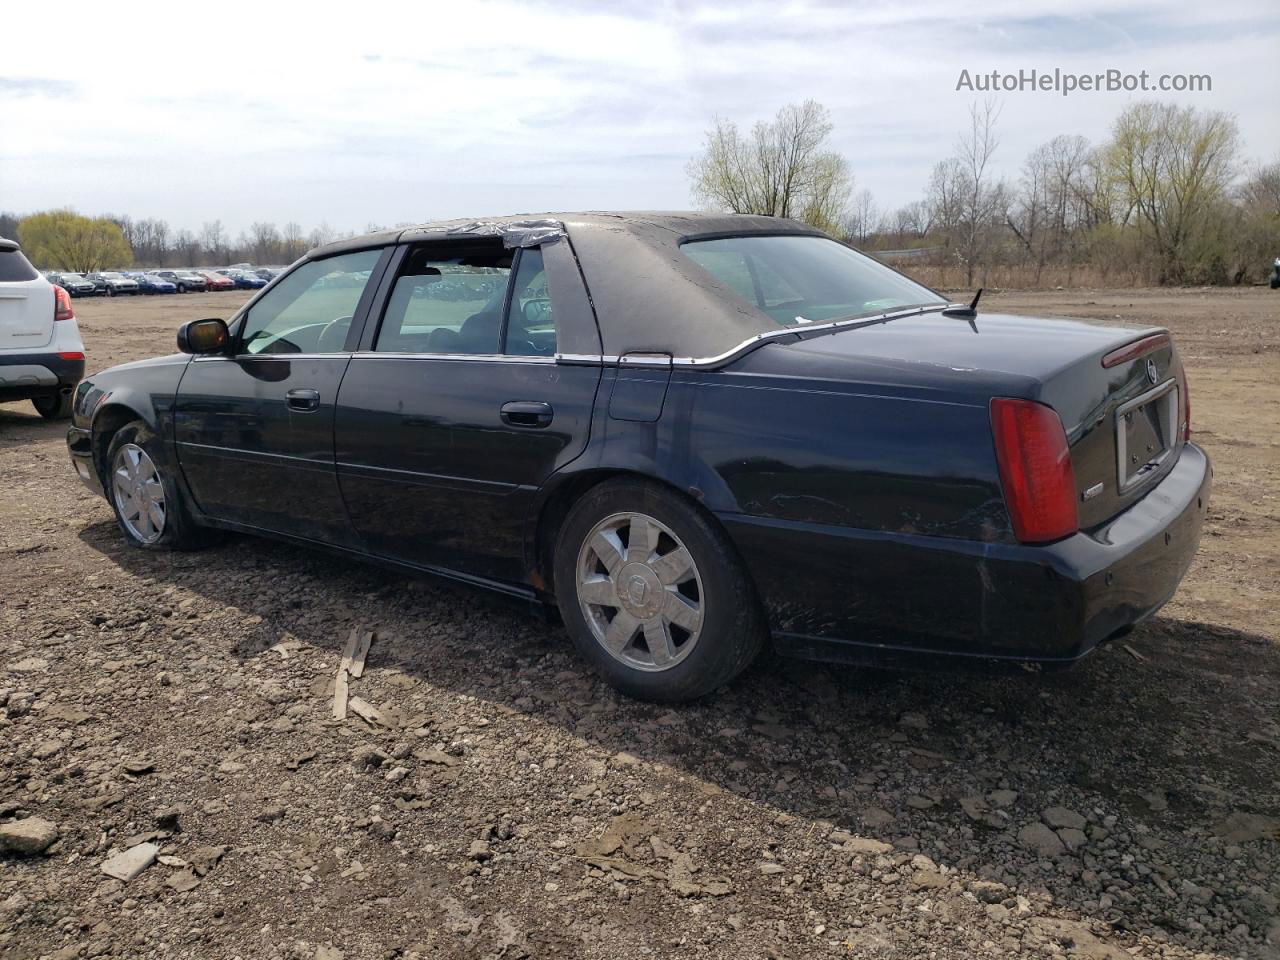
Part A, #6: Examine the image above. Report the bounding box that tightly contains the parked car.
[255,267,283,281]
[198,270,236,292]
[1270,257,1279,289]
[87,272,140,296]
[136,274,178,295]
[50,272,99,297]
[155,270,207,294]
[228,271,267,290]
[1,238,85,419]
[64,213,1210,702]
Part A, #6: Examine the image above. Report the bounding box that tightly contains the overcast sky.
[2,0,1276,238]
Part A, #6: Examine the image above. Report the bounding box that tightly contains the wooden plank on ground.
[348,696,388,727]
[349,630,374,679]
[332,627,361,720]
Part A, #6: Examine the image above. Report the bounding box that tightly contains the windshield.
[680,235,945,328]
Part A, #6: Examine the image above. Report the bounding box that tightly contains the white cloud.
[1,0,1275,236]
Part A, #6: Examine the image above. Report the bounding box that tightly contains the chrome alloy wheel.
[111,443,166,544]
[576,511,704,672]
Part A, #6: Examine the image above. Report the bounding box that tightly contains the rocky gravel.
[0,288,1277,959]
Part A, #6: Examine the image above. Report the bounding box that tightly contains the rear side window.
[503,248,556,356]
[375,244,513,355]
[0,249,39,282]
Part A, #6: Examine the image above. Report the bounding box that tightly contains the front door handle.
[500,400,553,428]
[286,387,321,412]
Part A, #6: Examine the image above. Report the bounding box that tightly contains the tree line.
[0,210,363,274]
[689,98,1280,287]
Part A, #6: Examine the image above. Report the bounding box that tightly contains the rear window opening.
[680,234,946,328]
[0,248,40,283]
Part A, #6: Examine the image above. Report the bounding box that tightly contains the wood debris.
[348,696,389,727]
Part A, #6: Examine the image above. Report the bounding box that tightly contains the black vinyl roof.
[309,211,830,359]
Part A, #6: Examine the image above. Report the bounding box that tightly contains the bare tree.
[174,229,200,266]
[843,189,879,246]
[282,221,307,261]
[200,220,227,264]
[249,222,282,265]
[953,99,1004,286]
[687,100,854,232]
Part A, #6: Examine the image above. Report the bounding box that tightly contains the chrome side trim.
[350,351,557,364]
[563,304,952,370]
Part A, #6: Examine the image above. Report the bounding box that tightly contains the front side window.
[239,249,381,355]
[681,235,945,328]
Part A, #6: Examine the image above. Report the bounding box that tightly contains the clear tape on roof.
[446,219,565,248]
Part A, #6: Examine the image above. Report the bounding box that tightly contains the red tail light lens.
[990,398,1078,544]
[53,285,75,322]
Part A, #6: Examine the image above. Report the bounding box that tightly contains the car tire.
[32,392,73,420]
[106,286,116,297]
[553,478,767,702]
[104,420,208,551]
[177,283,187,293]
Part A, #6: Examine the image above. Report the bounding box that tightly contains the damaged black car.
[65,212,1210,701]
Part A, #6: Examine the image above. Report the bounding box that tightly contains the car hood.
[91,353,189,380]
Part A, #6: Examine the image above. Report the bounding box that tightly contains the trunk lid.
[759,310,1187,530]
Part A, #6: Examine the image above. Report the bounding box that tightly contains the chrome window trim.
[351,351,557,364]
[192,304,952,370]
[562,303,952,370]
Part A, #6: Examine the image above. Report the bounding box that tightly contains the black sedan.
[51,272,99,297]
[64,213,1210,701]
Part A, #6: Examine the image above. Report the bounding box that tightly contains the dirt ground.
[1,287,1277,960]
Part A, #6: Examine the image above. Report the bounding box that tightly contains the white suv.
[0,238,85,419]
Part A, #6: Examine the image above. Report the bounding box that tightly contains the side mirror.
[177,318,229,355]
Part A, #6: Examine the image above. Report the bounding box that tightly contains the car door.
[334,237,602,585]
[173,246,389,546]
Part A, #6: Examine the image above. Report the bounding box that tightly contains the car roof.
[307,211,828,359]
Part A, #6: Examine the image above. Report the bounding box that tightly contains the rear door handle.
[286,388,321,412]
[500,400,553,428]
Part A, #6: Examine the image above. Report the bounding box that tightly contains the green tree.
[1104,102,1239,283]
[687,100,853,233]
[17,211,133,272]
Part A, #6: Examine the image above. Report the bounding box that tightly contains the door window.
[502,248,556,356]
[374,244,513,355]
[239,249,381,355]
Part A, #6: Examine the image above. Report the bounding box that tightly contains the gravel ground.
[1,288,1277,960]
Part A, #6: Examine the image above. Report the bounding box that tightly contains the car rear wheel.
[553,478,766,702]
[105,421,207,550]
[32,392,73,420]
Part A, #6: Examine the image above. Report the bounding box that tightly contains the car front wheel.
[553,478,766,702]
[105,421,207,550]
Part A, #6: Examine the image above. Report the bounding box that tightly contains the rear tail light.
[53,285,75,322]
[58,351,85,361]
[990,398,1078,544]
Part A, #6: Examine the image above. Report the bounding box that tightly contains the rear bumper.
[0,352,85,403]
[722,442,1212,666]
